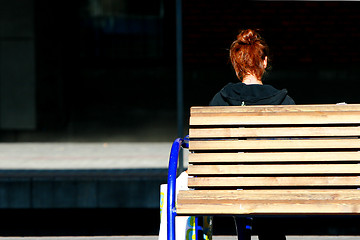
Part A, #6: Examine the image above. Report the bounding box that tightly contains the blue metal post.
[167,138,184,240]
[195,217,199,240]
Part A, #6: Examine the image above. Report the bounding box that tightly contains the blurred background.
[1,0,360,236]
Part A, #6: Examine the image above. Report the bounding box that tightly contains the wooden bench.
[166,104,360,240]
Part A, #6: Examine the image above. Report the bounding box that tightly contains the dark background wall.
[2,1,360,142]
[183,1,360,108]
[1,0,178,142]
[0,0,36,130]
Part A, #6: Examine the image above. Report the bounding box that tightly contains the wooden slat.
[192,111,360,118]
[187,164,360,175]
[176,189,360,215]
[178,189,360,201]
[190,112,360,125]
[189,139,360,151]
[189,152,360,163]
[177,202,360,215]
[190,126,360,138]
[190,104,360,114]
[188,176,360,187]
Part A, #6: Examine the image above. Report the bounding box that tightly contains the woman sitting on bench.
[209,29,295,240]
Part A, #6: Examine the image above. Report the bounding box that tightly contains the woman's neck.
[242,75,263,85]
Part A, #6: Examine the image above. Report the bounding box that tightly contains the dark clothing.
[209,82,295,106]
[210,81,294,240]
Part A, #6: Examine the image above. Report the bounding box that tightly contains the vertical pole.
[195,217,199,240]
[175,0,184,172]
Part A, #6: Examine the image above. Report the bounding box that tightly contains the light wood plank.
[191,104,360,114]
[189,139,360,151]
[190,112,360,125]
[188,176,360,187]
[177,189,360,215]
[190,126,360,138]
[189,152,360,163]
[177,202,360,215]
[178,189,360,201]
[192,111,360,118]
[187,164,360,175]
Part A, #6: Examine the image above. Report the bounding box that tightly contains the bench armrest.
[167,137,188,240]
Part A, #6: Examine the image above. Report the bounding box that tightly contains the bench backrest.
[177,104,360,215]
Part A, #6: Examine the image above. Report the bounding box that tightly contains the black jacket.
[209,82,295,106]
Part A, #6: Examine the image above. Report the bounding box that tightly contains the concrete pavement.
[0,142,179,170]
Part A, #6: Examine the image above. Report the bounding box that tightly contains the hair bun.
[237,29,260,45]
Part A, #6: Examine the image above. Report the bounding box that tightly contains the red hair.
[230,29,270,80]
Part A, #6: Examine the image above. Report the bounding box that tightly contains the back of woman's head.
[230,29,269,80]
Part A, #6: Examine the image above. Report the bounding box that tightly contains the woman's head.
[230,29,270,81]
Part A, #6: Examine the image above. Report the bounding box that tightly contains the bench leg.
[234,217,252,240]
[195,217,199,240]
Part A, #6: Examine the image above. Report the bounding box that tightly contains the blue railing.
[167,137,189,240]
